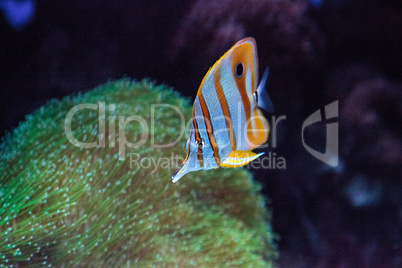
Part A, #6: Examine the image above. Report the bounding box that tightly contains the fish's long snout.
[172,161,192,183]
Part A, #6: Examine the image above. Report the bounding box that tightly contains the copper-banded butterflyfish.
[172,37,273,183]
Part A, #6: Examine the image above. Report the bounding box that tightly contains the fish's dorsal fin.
[255,67,274,113]
[221,150,264,168]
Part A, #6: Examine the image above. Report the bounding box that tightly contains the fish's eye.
[235,63,244,78]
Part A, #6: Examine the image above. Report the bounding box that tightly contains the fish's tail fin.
[256,67,274,113]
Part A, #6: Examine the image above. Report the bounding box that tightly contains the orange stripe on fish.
[232,63,251,126]
[191,109,203,168]
[197,92,221,165]
[246,109,269,148]
[230,40,257,145]
[214,64,236,151]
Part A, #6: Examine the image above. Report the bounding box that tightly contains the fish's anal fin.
[256,67,274,113]
[221,150,264,168]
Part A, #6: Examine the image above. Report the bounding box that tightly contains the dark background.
[1,0,401,267]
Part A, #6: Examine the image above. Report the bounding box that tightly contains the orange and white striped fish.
[172,37,273,183]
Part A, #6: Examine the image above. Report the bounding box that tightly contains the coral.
[328,65,402,173]
[169,0,324,74]
[286,66,402,267]
[0,79,277,267]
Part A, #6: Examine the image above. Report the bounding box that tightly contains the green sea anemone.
[0,79,277,267]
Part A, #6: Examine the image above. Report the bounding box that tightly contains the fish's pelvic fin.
[172,162,190,183]
[221,150,264,168]
[256,67,274,113]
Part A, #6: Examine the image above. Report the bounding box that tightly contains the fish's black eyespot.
[196,138,204,153]
[235,63,244,78]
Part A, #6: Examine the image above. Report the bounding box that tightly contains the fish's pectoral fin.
[256,67,274,113]
[220,150,264,168]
